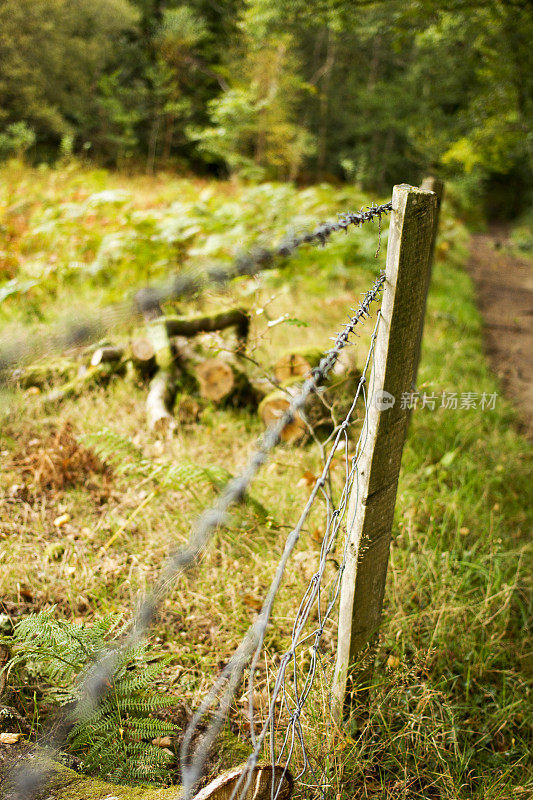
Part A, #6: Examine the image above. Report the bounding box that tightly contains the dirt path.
[467,232,533,438]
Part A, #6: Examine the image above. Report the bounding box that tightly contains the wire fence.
[180,311,382,800]
[3,202,391,799]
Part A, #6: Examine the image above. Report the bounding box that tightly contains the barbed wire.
[179,313,382,800]
[6,271,385,800]
[0,202,391,384]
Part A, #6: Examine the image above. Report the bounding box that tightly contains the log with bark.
[146,317,174,372]
[1,754,293,800]
[165,307,249,349]
[44,362,124,404]
[130,308,250,376]
[12,359,78,389]
[22,306,254,425]
[146,370,177,432]
[90,345,124,367]
[144,315,177,432]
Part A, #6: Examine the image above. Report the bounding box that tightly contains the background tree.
[0,0,531,215]
[0,0,139,161]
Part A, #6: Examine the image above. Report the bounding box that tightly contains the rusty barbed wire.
[0,202,391,384]
[5,271,385,800]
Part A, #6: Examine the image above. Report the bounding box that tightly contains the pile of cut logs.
[15,304,361,443]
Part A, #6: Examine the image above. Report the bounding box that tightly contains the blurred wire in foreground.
[0,202,391,385]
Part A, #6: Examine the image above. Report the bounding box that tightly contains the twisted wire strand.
[0,202,391,383]
[8,273,385,800]
[180,314,381,800]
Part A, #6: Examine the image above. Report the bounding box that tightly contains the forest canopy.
[0,0,531,212]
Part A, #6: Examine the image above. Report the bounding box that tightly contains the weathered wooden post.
[332,184,437,720]
[412,176,445,385]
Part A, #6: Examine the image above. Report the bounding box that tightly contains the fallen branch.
[11,359,77,389]
[166,307,250,349]
[146,370,176,432]
[90,345,124,367]
[44,363,122,404]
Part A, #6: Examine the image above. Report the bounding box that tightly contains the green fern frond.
[81,427,146,475]
[124,716,175,733]
[116,695,180,713]
[9,609,179,785]
[82,427,269,516]
[113,661,168,693]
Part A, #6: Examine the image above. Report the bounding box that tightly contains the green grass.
[0,163,531,798]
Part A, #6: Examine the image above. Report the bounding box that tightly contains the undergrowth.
[5,608,178,784]
[0,164,531,798]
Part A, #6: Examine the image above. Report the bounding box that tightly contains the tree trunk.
[316,29,336,180]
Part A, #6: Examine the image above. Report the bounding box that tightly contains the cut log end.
[196,359,235,402]
[274,347,323,383]
[131,337,155,363]
[259,394,306,443]
[194,764,293,800]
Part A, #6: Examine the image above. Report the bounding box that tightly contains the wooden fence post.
[332,184,437,720]
[412,177,445,385]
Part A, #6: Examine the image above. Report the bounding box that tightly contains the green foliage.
[0,167,378,330]
[0,0,531,210]
[0,163,531,799]
[83,426,231,488]
[82,427,268,514]
[194,2,316,180]
[0,122,36,160]
[191,87,265,178]
[7,608,178,784]
[0,0,139,160]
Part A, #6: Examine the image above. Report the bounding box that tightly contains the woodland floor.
[467,232,533,438]
[0,166,531,800]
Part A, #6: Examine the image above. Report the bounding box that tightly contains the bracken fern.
[82,426,268,515]
[6,608,179,784]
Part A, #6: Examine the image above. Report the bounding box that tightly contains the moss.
[34,760,184,799]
